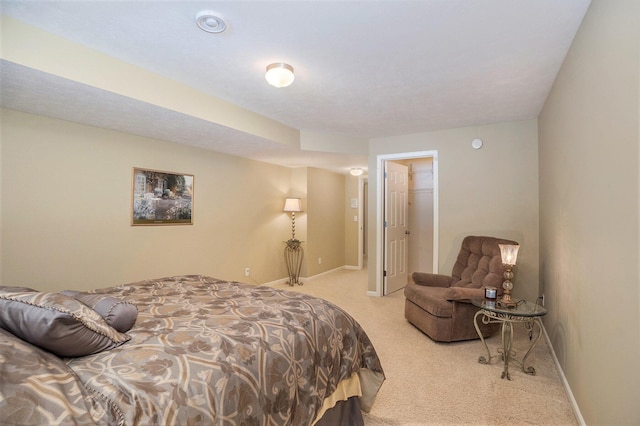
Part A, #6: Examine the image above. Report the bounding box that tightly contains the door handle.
[405,230,411,235]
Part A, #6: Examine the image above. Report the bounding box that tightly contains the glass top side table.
[471,298,547,380]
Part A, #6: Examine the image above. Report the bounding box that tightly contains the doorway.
[377,151,438,296]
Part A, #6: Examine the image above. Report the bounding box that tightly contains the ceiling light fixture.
[265,63,295,88]
[350,168,364,176]
[195,11,227,33]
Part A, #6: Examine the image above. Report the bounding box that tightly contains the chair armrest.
[444,287,485,302]
[411,272,453,288]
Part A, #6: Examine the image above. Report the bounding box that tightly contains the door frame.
[374,150,439,297]
[350,174,366,271]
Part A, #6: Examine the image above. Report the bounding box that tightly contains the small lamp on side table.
[498,243,520,308]
[283,198,304,286]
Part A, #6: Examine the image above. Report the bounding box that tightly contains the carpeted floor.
[271,267,578,426]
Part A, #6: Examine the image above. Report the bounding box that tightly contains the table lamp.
[283,198,302,241]
[498,244,520,308]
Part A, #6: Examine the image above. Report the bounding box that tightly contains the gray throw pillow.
[0,289,130,357]
[60,291,138,333]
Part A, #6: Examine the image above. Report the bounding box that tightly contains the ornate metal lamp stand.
[283,198,303,286]
[284,238,304,286]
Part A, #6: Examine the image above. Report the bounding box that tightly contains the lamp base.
[498,294,518,308]
[284,239,304,286]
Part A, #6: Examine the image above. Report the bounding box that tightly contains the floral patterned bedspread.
[0,327,123,425]
[53,275,384,425]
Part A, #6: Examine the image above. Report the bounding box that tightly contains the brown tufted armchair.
[404,235,518,342]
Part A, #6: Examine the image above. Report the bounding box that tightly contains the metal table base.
[472,299,547,380]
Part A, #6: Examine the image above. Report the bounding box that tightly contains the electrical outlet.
[318,257,322,265]
[244,267,250,277]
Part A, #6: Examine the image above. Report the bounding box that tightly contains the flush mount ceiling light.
[265,63,295,88]
[350,168,364,176]
[195,11,227,33]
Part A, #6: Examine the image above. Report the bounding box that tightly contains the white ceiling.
[0,0,591,174]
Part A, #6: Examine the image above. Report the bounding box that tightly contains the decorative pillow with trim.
[0,289,130,357]
[60,290,138,333]
[0,285,37,293]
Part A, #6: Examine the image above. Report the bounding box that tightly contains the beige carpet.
[270,268,578,426]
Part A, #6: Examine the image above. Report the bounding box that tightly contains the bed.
[0,275,385,425]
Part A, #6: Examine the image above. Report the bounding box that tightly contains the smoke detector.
[195,11,227,33]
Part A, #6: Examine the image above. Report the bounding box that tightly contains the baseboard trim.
[306,266,346,280]
[262,266,350,287]
[260,278,289,287]
[541,323,585,426]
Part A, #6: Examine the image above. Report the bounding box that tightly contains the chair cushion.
[444,286,485,301]
[404,284,453,318]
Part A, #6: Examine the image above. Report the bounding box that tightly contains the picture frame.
[131,168,194,225]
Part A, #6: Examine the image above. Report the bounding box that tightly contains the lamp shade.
[265,63,295,88]
[499,244,520,266]
[283,198,302,212]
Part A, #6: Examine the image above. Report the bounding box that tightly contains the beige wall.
[538,0,640,423]
[368,119,540,302]
[1,109,296,291]
[305,168,346,276]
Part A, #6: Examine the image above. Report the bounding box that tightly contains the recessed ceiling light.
[195,11,227,33]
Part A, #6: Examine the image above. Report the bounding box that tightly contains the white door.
[384,161,409,295]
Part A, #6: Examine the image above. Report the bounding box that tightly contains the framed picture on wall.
[131,168,194,225]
